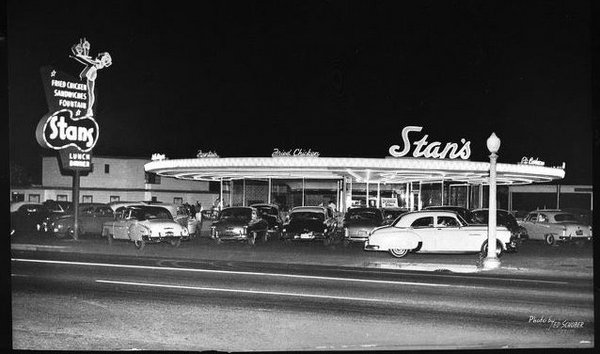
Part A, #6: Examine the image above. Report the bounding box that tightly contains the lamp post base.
[482,256,501,270]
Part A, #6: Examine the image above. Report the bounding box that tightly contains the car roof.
[10,201,43,213]
[250,203,279,209]
[395,210,463,225]
[290,206,327,213]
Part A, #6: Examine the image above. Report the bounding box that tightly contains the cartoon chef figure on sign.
[70,38,112,117]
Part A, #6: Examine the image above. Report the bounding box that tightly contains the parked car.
[281,206,338,245]
[471,208,529,244]
[102,205,188,249]
[519,209,592,246]
[10,202,50,236]
[251,203,283,240]
[380,207,408,225]
[422,205,478,224]
[364,210,515,258]
[40,200,73,233]
[342,207,385,246]
[50,203,115,239]
[210,206,269,245]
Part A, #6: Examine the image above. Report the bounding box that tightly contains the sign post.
[35,39,111,240]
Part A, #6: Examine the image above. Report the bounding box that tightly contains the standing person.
[195,202,203,236]
[328,200,337,213]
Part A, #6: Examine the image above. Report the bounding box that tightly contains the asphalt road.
[10,248,594,351]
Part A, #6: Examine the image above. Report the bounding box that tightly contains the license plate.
[576,230,583,235]
[166,231,174,236]
[358,230,368,236]
[300,233,313,239]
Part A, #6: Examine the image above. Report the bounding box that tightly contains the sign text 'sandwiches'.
[389,126,471,160]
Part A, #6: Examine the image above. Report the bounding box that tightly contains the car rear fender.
[381,231,421,250]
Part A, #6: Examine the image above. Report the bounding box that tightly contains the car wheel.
[134,239,145,250]
[544,234,556,246]
[170,238,181,248]
[107,233,113,245]
[323,237,332,246]
[342,239,350,247]
[389,248,409,258]
[55,230,67,239]
[480,241,503,258]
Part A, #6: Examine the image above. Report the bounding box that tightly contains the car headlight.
[182,227,189,236]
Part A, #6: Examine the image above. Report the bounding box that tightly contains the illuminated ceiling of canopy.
[145,157,565,186]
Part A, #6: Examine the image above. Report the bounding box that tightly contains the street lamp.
[483,132,501,269]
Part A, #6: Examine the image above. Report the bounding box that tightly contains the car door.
[433,215,471,251]
[521,213,541,240]
[79,206,95,234]
[408,216,436,251]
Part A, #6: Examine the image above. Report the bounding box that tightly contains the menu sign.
[35,39,111,171]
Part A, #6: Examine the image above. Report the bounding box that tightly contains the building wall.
[13,156,218,205]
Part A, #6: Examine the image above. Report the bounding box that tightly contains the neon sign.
[519,157,545,166]
[272,148,320,157]
[35,39,111,171]
[196,150,220,158]
[388,126,471,160]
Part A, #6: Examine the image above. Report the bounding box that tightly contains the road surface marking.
[11,244,69,251]
[11,258,570,287]
[95,279,449,303]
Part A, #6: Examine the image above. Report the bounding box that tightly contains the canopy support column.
[268,178,272,204]
[302,178,305,206]
[219,178,223,211]
[376,182,380,208]
[243,179,246,206]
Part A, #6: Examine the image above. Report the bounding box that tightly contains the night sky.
[7,0,594,185]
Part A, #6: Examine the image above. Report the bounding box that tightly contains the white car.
[364,210,514,258]
[102,205,188,249]
[519,209,592,245]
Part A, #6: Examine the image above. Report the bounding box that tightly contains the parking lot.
[11,221,594,279]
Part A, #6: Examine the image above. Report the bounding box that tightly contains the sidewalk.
[10,231,594,280]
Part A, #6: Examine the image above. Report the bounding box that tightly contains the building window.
[82,195,93,203]
[110,196,120,202]
[105,164,110,174]
[145,172,161,184]
[173,197,183,205]
[11,192,25,202]
[28,194,40,203]
[57,195,68,201]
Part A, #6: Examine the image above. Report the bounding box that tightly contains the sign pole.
[72,169,80,240]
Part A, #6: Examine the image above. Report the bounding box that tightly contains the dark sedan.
[210,207,269,246]
[50,203,115,239]
[342,207,385,246]
[10,202,50,236]
[281,206,337,246]
[250,203,283,241]
[471,208,528,246]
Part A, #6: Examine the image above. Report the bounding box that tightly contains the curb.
[11,243,593,280]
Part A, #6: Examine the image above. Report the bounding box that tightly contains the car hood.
[285,219,326,233]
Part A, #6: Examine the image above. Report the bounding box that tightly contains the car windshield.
[290,212,325,222]
[554,213,579,223]
[131,207,173,221]
[220,208,252,221]
[345,209,382,222]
